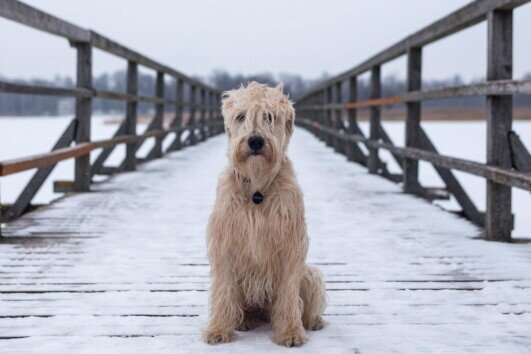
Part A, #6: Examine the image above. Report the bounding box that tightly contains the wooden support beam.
[368,66,381,174]
[509,131,531,173]
[200,88,207,142]
[4,120,76,221]
[73,42,92,192]
[124,61,138,171]
[152,71,164,158]
[188,85,197,146]
[345,76,368,165]
[167,79,185,152]
[333,81,344,153]
[486,9,513,242]
[404,47,423,193]
[90,121,126,177]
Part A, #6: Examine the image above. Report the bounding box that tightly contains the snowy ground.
[0,117,528,237]
[1,129,530,353]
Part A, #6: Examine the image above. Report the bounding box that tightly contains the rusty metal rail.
[0,0,224,222]
[295,0,531,242]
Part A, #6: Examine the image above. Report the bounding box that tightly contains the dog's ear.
[284,100,295,138]
[275,83,284,93]
[221,91,234,139]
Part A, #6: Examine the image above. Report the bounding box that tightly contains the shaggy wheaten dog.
[204,82,326,347]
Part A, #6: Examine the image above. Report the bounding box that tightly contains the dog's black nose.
[248,136,264,151]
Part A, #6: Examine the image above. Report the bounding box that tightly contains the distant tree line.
[0,70,530,116]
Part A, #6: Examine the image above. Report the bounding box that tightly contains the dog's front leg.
[271,271,306,347]
[204,271,243,344]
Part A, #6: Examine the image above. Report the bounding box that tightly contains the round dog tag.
[252,191,264,204]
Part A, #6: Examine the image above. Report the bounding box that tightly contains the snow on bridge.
[1,129,530,353]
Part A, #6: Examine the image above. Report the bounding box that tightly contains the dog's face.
[222,82,295,186]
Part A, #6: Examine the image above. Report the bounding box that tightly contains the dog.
[203,82,326,347]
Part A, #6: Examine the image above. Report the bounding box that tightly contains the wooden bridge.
[0,0,530,352]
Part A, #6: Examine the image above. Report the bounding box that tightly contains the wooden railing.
[295,0,531,242]
[0,0,224,222]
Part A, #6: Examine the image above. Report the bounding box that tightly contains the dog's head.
[222,82,295,187]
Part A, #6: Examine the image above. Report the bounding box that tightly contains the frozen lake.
[0,116,529,238]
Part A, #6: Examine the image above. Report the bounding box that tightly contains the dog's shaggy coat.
[204,82,326,347]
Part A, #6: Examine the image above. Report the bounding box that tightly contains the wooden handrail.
[0,122,225,177]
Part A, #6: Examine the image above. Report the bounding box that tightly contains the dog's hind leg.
[300,266,327,331]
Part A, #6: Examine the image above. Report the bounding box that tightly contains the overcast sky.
[0,0,530,82]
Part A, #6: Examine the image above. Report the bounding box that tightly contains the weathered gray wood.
[188,85,198,146]
[333,81,344,153]
[403,79,531,101]
[152,71,164,158]
[325,86,334,147]
[368,66,381,174]
[90,121,126,177]
[4,119,76,221]
[377,125,404,169]
[124,61,138,171]
[298,0,529,100]
[0,80,92,97]
[345,76,367,165]
[0,0,89,42]
[419,128,484,226]
[199,88,207,142]
[167,79,185,152]
[404,47,422,194]
[89,31,217,93]
[73,43,92,192]
[486,9,513,242]
[297,118,531,192]
[509,131,531,173]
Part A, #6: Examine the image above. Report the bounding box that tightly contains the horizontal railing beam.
[297,118,531,192]
[299,0,530,100]
[0,121,225,176]
[0,80,92,97]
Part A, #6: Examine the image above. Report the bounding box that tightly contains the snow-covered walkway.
[1,128,530,353]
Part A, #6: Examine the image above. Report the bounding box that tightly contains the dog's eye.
[236,115,245,122]
[264,113,273,124]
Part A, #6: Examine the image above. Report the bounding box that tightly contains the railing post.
[345,76,360,162]
[486,9,513,242]
[334,81,344,153]
[403,47,422,192]
[124,60,138,171]
[153,71,164,158]
[200,88,207,141]
[188,84,197,146]
[368,66,381,174]
[325,86,334,147]
[73,42,92,191]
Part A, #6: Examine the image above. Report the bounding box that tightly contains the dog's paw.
[310,316,326,331]
[203,328,233,345]
[237,317,261,331]
[275,329,307,347]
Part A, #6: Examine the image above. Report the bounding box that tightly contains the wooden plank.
[199,88,207,142]
[297,118,531,192]
[73,43,92,192]
[124,61,138,171]
[403,79,531,101]
[3,119,76,220]
[298,0,529,100]
[344,76,367,165]
[345,96,402,109]
[90,121,126,178]
[0,80,92,97]
[418,128,484,226]
[325,86,334,147]
[509,131,531,173]
[486,9,513,242]
[333,82,344,153]
[368,66,381,174]
[89,31,218,93]
[188,85,198,146]
[166,79,185,152]
[404,47,423,194]
[0,143,93,177]
[378,125,404,169]
[152,71,164,158]
[0,0,89,42]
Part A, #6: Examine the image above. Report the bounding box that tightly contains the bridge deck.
[1,129,530,353]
